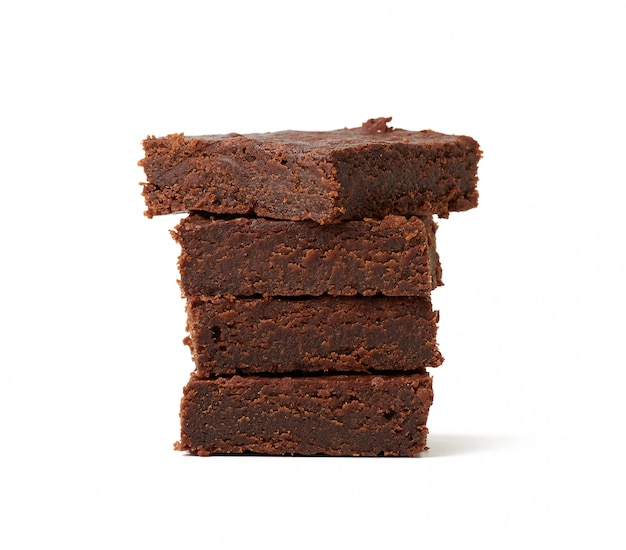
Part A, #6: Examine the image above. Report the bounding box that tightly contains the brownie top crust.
[191,120,465,150]
[140,117,481,223]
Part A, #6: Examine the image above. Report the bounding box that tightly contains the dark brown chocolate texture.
[137,118,481,456]
[185,295,443,376]
[175,373,434,456]
[140,117,481,223]
[174,214,442,297]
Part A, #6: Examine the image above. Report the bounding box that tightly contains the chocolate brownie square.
[174,214,442,297]
[175,372,434,456]
[140,118,480,223]
[185,294,442,375]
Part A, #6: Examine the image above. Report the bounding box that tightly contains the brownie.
[184,294,442,375]
[175,372,433,456]
[140,117,481,223]
[174,214,442,297]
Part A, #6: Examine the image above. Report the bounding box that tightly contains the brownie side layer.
[185,295,443,375]
[174,214,442,297]
[175,373,433,456]
[140,118,481,223]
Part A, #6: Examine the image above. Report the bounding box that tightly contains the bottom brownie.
[175,373,433,457]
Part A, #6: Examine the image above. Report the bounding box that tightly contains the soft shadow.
[421,433,520,458]
[176,434,521,459]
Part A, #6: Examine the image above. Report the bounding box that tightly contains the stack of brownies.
[139,117,480,456]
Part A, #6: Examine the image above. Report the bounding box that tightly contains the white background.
[1,1,625,548]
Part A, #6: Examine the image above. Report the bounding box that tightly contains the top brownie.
[140,117,481,224]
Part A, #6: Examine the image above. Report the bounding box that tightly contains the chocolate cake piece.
[140,117,481,223]
[185,295,442,375]
[175,372,433,456]
[175,214,442,297]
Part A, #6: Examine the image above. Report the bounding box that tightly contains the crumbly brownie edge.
[140,133,343,223]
